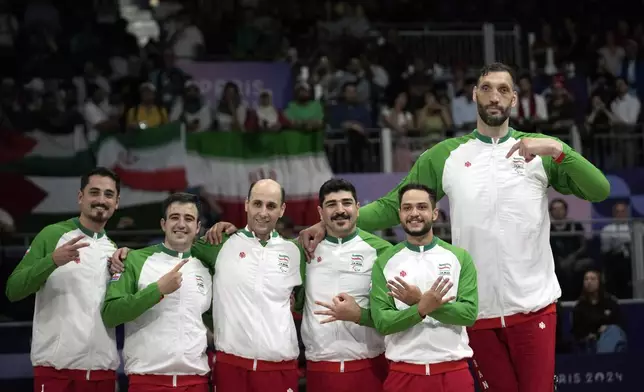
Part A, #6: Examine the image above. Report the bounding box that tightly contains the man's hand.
[387,277,422,306]
[298,221,325,261]
[52,235,90,267]
[505,137,563,163]
[314,293,361,324]
[157,259,188,295]
[205,222,238,244]
[108,247,130,273]
[417,277,455,317]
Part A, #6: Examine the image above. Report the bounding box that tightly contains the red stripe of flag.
[112,166,187,192]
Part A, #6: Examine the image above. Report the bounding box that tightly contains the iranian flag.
[0,127,170,232]
[186,129,333,228]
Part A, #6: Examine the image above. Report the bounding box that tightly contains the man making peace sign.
[5,167,122,392]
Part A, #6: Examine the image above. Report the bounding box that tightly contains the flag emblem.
[110,272,122,282]
[195,275,206,295]
[438,263,451,276]
[278,254,290,272]
[350,254,364,272]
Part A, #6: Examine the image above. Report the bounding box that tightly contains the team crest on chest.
[278,254,290,273]
[195,275,206,295]
[438,263,451,276]
[350,254,364,272]
[511,156,526,175]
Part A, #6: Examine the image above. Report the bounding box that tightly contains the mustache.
[91,203,109,210]
[332,213,350,220]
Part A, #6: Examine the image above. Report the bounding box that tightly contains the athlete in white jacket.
[300,62,610,392]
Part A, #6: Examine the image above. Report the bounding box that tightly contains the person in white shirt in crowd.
[256,90,285,131]
[83,83,121,141]
[380,91,414,172]
[73,61,111,107]
[600,201,633,298]
[510,74,548,132]
[166,12,205,60]
[170,80,212,132]
[215,81,249,131]
[451,78,478,134]
[610,77,641,126]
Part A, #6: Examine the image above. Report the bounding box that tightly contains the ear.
[114,194,120,211]
[317,205,323,221]
[244,199,249,213]
[196,220,202,234]
[160,218,166,231]
[77,190,83,205]
[472,86,478,103]
[431,207,439,221]
[510,89,518,108]
[355,201,360,218]
[279,203,286,218]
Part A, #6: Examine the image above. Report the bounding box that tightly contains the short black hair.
[318,178,358,206]
[162,192,201,220]
[248,181,286,205]
[478,62,517,87]
[80,167,121,195]
[398,183,437,208]
[549,198,568,212]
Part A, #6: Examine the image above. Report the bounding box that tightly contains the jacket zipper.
[491,140,506,327]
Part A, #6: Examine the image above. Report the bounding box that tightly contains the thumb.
[225,225,237,234]
[337,292,351,301]
[171,259,189,272]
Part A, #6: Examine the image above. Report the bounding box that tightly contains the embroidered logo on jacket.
[195,275,206,295]
[512,156,526,175]
[278,254,290,272]
[438,263,451,276]
[350,254,364,271]
[110,272,122,282]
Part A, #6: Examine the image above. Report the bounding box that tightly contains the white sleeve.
[535,94,548,121]
[83,104,106,127]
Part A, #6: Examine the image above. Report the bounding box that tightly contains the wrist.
[551,142,564,160]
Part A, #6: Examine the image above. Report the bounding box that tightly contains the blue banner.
[178,61,293,109]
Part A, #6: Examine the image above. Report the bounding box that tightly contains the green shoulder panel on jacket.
[5,219,77,302]
[291,239,307,315]
[513,130,610,202]
[370,242,423,335]
[191,235,229,271]
[358,229,393,257]
[428,239,478,326]
[357,133,475,232]
[101,246,162,328]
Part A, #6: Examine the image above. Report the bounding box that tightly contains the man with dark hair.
[102,192,212,392]
[295,178,391,392]
[300,61,610,392]
[6,167,122,392]
[370,183,478,392]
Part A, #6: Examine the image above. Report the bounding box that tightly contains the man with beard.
[109,179,303,392]
[299,62,610,392]
[101,193,212,392]
[6,167,121,392]
[370,183,477,392]
[297,178,391,392]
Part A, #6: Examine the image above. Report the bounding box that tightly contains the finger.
[313,310,335,317]
[215,223,224,244]
[440,282,454,296]
[505,142,520,158]
[70,242,90,250]
[387,281,405,292]
[436,278,451,293]
[224,224,238,235]
[305,249,313,263]
[205,229,216,245]
[65,235,86,246]
[430,276,444,291]
[332,296,342,306]
[314,301,334,310]
[336,292,351,301]
[394,276,410,289]
[319,316,337,324]
[442,296,456,304]
[388,291,404,302]
[73,257,80,264]
[171,259,189,272]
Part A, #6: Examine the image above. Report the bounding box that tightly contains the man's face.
[550,201,567,220]
[344,86,357,103]
[245,184,285,237]
[473,71,516,127]
[161,202,200,249]
[613,203,629,219]
[186,86,200,100]
[318,191,359,237]
[141,88,155,103]
[78,175,119,224]
[399,189,437,237]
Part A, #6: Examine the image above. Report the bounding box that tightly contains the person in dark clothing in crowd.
[571,269,627,353]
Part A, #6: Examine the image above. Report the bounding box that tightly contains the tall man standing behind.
[301,62,610,392]
[102,193,212,392]
[5,167,122,392]
[370,184,478,392]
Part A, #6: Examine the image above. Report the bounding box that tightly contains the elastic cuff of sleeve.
[358,307,370,325]
[554,151,566,164]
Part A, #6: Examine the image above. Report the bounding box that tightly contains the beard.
[477,101,511,127]
[87,204,111,223]
[402,220,433,237]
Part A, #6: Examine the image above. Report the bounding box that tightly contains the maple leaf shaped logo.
[400,270,407,277]
[239,252,246,259]
[465,161,472,167]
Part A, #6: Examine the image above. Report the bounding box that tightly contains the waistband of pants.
[215,351,298,372]
[389,359,468,376]
[129,374,209,387]
[33,366,116,381]
[471,303,557,330]
[306,354,384,373]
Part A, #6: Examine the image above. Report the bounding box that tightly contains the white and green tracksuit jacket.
[5,218,120,371]
[102,244,213,376]
[191,227,304,362]
[359,129,610,328]
[300,229,391,362]
[370,237,478,364]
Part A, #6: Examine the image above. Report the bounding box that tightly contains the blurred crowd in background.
[0,0,642,355]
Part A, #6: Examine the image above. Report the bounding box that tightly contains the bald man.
[109,180,305,392]
[190,179,305,392]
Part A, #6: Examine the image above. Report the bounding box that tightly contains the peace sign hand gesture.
[51,235,90,266]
